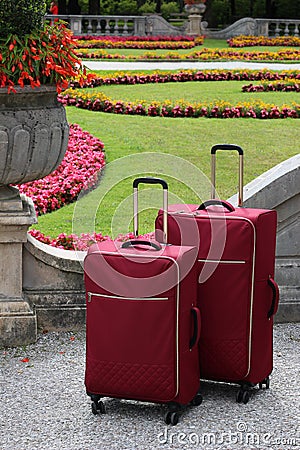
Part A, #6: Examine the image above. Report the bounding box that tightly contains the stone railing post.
[69,15,82,35]
[134,17,146,36]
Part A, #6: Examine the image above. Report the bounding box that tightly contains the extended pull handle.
[210,144,244,207]
[190,307,201,350]
[267,276,279,319]
[121,240,162,251]
[133,177,168,244]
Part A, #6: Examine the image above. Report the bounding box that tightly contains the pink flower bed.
[29,229,155,251]
[20,123,151,250]
[18,123,105,215]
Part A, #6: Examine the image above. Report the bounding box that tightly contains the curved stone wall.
[23,234,86,332]
[201,17,257,39]
[228,154,300,323]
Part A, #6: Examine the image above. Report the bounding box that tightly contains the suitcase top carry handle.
[121,240,162,251]
[133,177,168,244]
[197,199,235,212]
[210,144,244,207]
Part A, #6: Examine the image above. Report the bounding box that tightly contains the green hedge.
[0,0,46,37]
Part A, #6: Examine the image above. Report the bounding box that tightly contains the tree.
[58,0,67,13]
[89,0,100,14]
[68,0,81,13]
[265,0,275,17]
[229,0,236,16]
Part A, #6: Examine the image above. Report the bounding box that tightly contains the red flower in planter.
[184,0,205,4]
[0,22,84,92]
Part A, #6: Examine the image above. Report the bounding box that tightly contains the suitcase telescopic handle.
[210,144,244,207]
[133,177,168,244]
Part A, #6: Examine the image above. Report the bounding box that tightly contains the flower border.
[75,47,300,61]
[19,123,105,215]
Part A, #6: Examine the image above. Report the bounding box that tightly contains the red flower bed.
[76,40,199,50]
[72,69,300,89]
[242,79,300,92]
[228,35,300,48]
[18,123,105,215]
[60,89,300,119]
[75,47,300,61]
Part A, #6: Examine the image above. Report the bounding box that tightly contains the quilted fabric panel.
[200,338,248,381]
[85,358,176,402]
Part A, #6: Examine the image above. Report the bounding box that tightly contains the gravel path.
[1,323,299,450]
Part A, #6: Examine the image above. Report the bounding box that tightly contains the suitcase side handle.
[121,240,162,251]
[197,199,235,212]
[267,276,279,319]
[210,144,244,207]
[133,177,168,244]
[190,307,201,350]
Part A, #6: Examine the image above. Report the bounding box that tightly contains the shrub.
[116,0,139,15]
[161,2,180,20]
[138,1,156,15]
[0,0,46,37]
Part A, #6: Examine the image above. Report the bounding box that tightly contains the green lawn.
[31,40,300,239]
[34,104,299,239]
[78,39,300,61]
[90,80,298,107]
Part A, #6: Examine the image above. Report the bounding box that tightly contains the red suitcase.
[84,178,202,425]
[155,145,279,403]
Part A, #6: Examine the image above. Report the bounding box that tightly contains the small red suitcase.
[155,145,279,403]
[84,178,202,425]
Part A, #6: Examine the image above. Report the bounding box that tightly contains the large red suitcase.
[155,145,279,403]
[84,179,202,425]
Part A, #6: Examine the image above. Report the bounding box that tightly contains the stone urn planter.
[0,85,69,211]
[184,1,206,35]
[0,85,69,347]
[0,0,83,346]
[184,2,206,15]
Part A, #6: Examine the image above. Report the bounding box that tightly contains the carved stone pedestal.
[187,14,202,35]
[0,85,69,347]
[0,195,37,347]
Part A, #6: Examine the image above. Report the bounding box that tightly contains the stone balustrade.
[45,14,148,36]
[45,14,300,38]
[256,18,300,37]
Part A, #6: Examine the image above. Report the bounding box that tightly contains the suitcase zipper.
[88,292,169,303]
[198,259,246,264]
